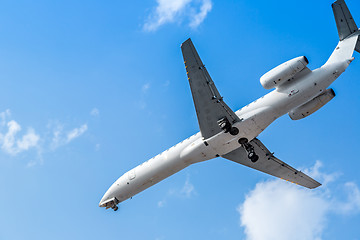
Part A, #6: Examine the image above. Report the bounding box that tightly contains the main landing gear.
[238,138,259,163]
[218,117,239,136]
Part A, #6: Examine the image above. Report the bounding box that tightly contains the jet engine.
[260,56,309,89]
[288,89,336,120]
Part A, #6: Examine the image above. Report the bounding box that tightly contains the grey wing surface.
[181,38,240,139]
[222,138,321,189]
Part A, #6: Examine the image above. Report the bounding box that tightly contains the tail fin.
[332,0,358,41]
[325,0,360,65]
[332,0,360,54]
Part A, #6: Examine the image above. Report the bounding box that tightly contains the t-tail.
[325,0,360,65]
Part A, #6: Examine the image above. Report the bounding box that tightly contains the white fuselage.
[99,59,350,207]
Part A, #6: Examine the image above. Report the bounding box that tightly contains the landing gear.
[111,197,120,211]
[248,151,259,163]
[238,138,259,163]
[218,117,239,136]
[229,127,239,136]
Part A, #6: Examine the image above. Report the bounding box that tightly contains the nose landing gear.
[238,138,259,163]
[111,197,120,211]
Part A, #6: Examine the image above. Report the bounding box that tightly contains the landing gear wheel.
[241,141,259,163]
[248,151,255,159]
[238,138,248,145]
[113,206,118,211]
[229,127,239,136]
[250,154,259,163]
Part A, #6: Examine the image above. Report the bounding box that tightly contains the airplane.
[100,0,360,211]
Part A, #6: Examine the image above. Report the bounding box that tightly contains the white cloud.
[144,0,213,31]
[304,161,340,186]
[2,120,22,154]
[50,122,64,150]
[0,109,11,126]
[239,181,328,240]
[333,181,360,215]
[66,124,88,143]
[17,128,40,152]
[90,108,100,117]
[0,120,40,156]
[180,177,195,198]
[238,161,360,240]
[49,123,88,150]
[0,109,90,166]
[189,0,212,28]
[157,199,166,208]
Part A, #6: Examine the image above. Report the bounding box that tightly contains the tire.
[248,152,255,159]
[250,154,259,163]
[230,127,239,136]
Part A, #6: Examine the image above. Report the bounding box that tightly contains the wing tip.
[310,182,322,189]
[181,38,192,48]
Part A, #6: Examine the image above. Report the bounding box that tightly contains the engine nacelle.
[288,89,336,120]
[260,56,309,89]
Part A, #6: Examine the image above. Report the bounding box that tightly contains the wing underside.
[181,38,240,139]
[222,138,321,189]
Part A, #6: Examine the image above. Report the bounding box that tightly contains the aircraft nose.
[99,186,113,206]
[99,182,120,208]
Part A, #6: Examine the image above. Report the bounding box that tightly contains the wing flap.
[181,38,240,139]
[222,138,321,189]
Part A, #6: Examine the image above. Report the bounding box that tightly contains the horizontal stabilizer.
[222,138,321,189]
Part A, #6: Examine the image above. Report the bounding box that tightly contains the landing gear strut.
[238,138,259,163]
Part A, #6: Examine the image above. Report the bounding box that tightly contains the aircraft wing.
[181,38,240,139]
[222,138,321,189]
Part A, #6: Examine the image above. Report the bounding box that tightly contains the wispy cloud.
[238,161,360,240]
[144,0,213,31]
[189,0,212,28]
[90,108,100,117]
[49,122,88,150]
[66,124,88,143]
[157,199,166,208]
[180,177,196,198]
[0,109,89,166]
[0,109,11,126]
[158,175,196,207]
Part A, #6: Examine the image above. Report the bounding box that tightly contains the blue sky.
[0,0,360,239]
